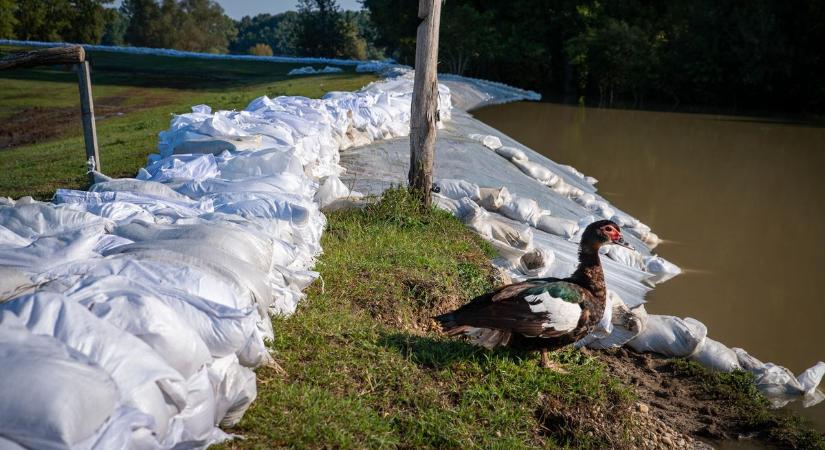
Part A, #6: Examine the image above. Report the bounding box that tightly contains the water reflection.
[474,101,825,430]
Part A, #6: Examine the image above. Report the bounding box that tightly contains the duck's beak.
[613,235,635,251]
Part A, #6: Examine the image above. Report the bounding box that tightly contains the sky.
[111,0,364,20]
[225,1,363,19]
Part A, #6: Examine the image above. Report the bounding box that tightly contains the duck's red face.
[600,223,633,250]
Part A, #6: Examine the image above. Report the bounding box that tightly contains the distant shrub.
[248,43,274,56]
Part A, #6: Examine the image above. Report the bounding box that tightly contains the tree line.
[364,0,825,113]
[1,0,823,113]
[0,0,379,59]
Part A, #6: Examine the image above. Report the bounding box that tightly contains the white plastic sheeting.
[1,39,387,68]
[337,81,824,409]
[287,66,344,75]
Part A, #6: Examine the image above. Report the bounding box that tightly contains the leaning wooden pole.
[76,60,101,181]
[408,0,442,208]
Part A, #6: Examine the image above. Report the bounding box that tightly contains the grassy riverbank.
[0,45,375,199]
[218,189,825,449]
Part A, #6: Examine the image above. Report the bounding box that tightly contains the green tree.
[121,0,162,47]
[248,42,273,56]
[121,0,235,53]
[295,0,343,57]
[230,12,300,56]
[439,2,497,75]
[63,0,115,44]
[361,0,417,63]
[175,0,237,53]
[101,7,128,45]
[14,0,71,41]
[0,0,17,39]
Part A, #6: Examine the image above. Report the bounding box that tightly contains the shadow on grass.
[379,331,530,369]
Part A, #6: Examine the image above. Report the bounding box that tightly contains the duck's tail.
[434,313,512,349]
[434,312,459,332]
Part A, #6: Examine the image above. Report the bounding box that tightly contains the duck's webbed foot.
[539,349,569,374]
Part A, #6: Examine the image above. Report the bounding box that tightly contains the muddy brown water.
[473,101,825,432]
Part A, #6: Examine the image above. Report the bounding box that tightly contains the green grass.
[0,45,376,199]
[218,189,638,449]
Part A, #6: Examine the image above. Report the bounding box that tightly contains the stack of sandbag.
[620,312,825,407]
[158,69,451,179]
[432,178,674,288]
[0,68,462,449]
[477,131,663,249]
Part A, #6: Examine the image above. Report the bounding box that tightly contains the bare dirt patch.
[0,90,171,149]
[595,347,822,448]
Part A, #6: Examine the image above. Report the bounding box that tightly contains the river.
[474,101,825,431]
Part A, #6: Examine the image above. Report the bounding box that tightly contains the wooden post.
[408,0,442,208]
[76,60,101,181]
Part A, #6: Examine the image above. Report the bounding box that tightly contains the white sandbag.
[54,189,211,220]
[37,254,259,329]
[101,246,271,315]
[315,175,364,209]
[510,159,561,187]
[91,178,193,202]
[0,293,188,437]
[734,348,806,406]
[92,234,133,255]
[172,135,264,156]
[72,283,213,379]
[798,362,825,407]
[434,179,481,201]
[62,200,157,225]
[494,145,527,162]
[0,223,31,247]
[173,173,315,200]
[644,256,682,285]
[578,293,648,349]
[689,338,741,372]
[208,354,258,427]
[138,153,220,182]
[0,227,105,275]
[161,368,230,448]
[602,244,645,269]
[217,148,304,180]
[468,133,502,150]
[640,231,661,249]
[113,221,279,274]
[516,247,554,278]
[461,200,493,239]
[209,192,318,230]
[489,219,533,251]
[0,321,120,450]
[477,186,511,211]
[0,201,113,240]
[627,315,707,357]
[497,195,542,226]
[78,405,160,450]
[534,213,579,238]
[60,274,261,364]
[0,266,35,302]
[432,193,461,215]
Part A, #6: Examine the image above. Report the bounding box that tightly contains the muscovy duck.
[435,220,632,370]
